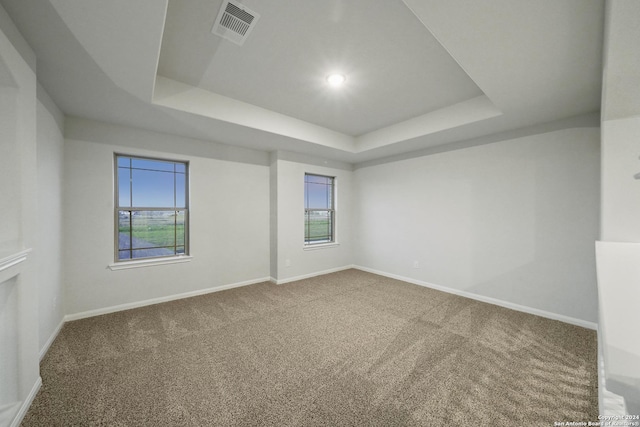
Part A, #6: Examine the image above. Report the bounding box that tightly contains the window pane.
[115,155,188,262]
[176,211,185,246]
[305,211,333,243]
[131,248,175,259]
[175,173,186,208]
[305,175,331,185]
[118,211,132,251]
[130,211,177,248]
[117,157,131,168]
[131,158,175,172]
[305,182,332,209]
[131,169,175,207]
[118,167,131,207]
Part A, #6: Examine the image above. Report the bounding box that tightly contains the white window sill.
[108,255,192,271]
[303,242,340,251]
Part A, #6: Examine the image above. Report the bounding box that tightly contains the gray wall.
[354,127,600,323]
[597,0,640,413]
[62,118,271,316]
[600,0,640,241]
[273,153,354,283]
[36,83,65,355]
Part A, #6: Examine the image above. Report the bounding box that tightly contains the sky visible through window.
[118,157,186,208]
[304,174,333,209]
[304,174,334,244]
[116,155,188,261]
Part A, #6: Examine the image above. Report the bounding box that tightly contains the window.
[115,155,188,261]
[304,173,335,245]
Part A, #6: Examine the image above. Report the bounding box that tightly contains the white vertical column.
[598,0,640,416]
[0,7,40,427]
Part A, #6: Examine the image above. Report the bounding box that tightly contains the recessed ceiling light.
[326,73,346,87]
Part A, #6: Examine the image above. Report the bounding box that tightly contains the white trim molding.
[9,376,41,427]
[40,319,65,361]
[65,276,271,321]
[272,265,354,285]
[0,249,32,272]
[303,242,340,251]
[0,248,32,283]
[353,265,597,330]
[108,255,192,271]
[598,326,629,415]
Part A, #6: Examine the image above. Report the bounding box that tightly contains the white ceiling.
[0,0,604,164]
[158,0,483,136]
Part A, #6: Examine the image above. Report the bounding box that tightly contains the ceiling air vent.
[211,0,260,46]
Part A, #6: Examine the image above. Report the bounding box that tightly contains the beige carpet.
[23,269,598,426]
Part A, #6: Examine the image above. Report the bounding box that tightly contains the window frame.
[304,173,336,246]
[113,153,190,263]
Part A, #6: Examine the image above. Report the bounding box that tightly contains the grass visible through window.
[115,155,188,261]
[304,173,335,245]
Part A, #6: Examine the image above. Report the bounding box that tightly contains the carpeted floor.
[22,269,598,426]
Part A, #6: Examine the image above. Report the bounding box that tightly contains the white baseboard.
[63,266,596,329]
[9,376,41,427]
[353,265,597,330]
[40,318,65,361]
[64,276,271,322]
[272,265,354,285]
[598,326,630,415]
